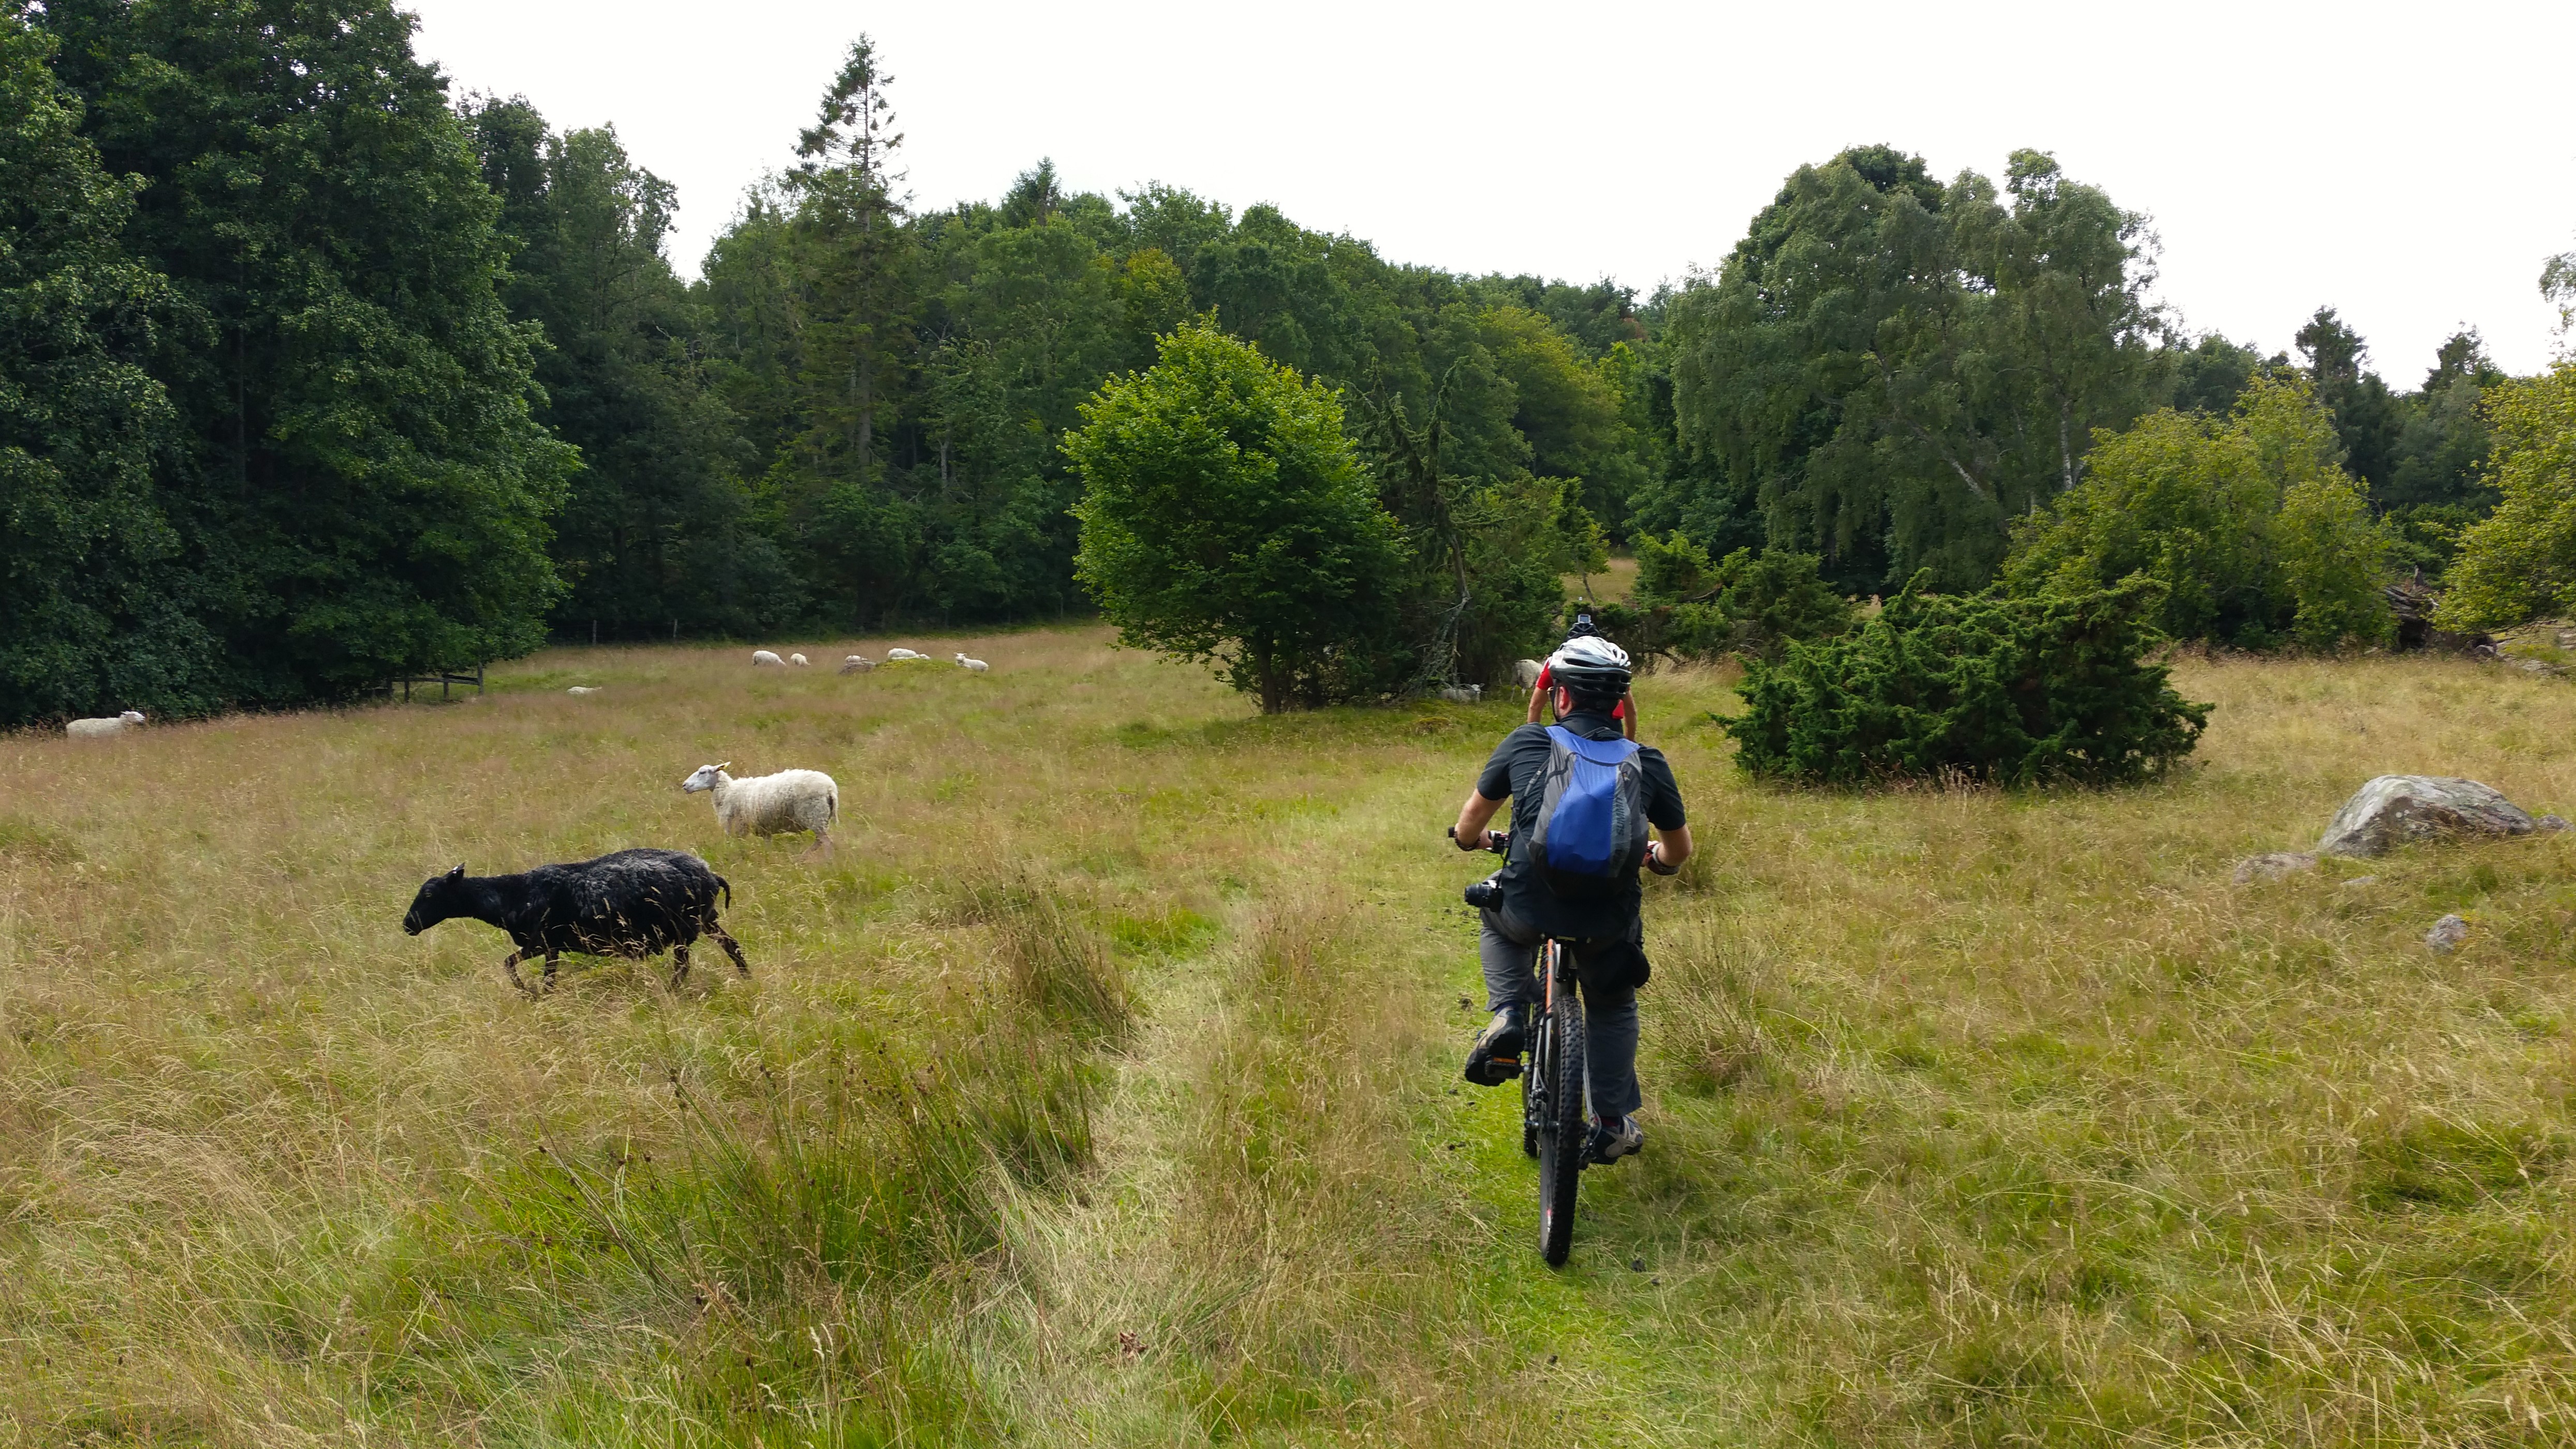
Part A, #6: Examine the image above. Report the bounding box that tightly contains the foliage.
[2434,360,2576,631]
[2004,378,2395,648]
[1065,326,1405,711]
[465,99,786,640]
[1628,532,1857,663]
[38,0,575,709]
[1664,147,2170,593]
[1718,574,2211,786]
[0,8,218,726]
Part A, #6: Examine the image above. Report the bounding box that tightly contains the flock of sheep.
[749,648,990,674]
[67,643,990,997]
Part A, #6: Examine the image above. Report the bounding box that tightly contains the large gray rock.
[2319,775,2537,858]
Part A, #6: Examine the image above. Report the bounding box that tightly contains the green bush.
[2002,378,2394,649]
[2435,360,2576,632]
[1717,574,2211,787]
[1617,535,1858,664]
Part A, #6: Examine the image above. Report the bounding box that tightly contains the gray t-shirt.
[1476,711,1686,939]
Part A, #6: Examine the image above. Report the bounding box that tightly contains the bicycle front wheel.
[1537,963,1586,1266]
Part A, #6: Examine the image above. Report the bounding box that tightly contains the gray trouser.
[1479,902,1642,1120]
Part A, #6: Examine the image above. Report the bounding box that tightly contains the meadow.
[2,629,2572,1446]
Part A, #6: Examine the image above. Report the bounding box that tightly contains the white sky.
[403,0,2576,379]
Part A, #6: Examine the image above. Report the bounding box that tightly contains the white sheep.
[789,653,809,667]
[953,654,989,673]
[566,686,602,696]
[681,761,839,857]
[66,711,146,738]
[1438,684,1484,704]
[884,648,926,662]
[1513,658,1543,689]
[752,650,785,668]
[837,655,876,675]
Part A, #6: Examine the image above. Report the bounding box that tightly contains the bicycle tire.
[1537,955,1586,1266]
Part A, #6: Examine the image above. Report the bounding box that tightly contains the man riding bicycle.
[1450,631,1690,1164]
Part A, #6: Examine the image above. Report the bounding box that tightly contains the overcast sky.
[403,0,2576,379]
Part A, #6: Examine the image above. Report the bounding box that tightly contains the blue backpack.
[1524,726,1649,901]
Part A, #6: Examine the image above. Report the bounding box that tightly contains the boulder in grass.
[2318,776,2537,858]
[2233,852,2319,885]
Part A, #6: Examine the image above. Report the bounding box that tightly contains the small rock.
[2340,875,2378,888]
[2233,852,2318,885]
[2426,914,2469,953]
[2319,776,2537,858]
[2540,814,2570,833]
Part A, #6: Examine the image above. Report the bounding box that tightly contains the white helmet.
[1549,635,1632,696]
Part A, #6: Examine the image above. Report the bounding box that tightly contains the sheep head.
[119,711,145,725]
[680,763,733,794]
[403,864,468,935]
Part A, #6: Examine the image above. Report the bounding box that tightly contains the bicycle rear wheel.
[1536,949,1586,1266]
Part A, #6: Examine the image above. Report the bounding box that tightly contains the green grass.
[3,632,2573,1444]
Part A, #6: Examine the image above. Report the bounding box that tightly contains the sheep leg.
[669,944,690,989]
[501,950,533,996]
[708,923,751,976]
[542,952,560,991]
[800,827,832,861]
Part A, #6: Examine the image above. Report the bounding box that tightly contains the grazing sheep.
[1513,658,1542,689]
[566,686,601,696]
[837,655,876,675]
[752,650,785,667]
[1438,684,1484,704]
[954,654,989,673]
[885,648,927,662]
[789,653,809,667]
[66,711,146,738]
[401,848,748,993]
[681,761,839,856]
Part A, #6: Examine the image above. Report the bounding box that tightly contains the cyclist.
[1450,633,1690,1163]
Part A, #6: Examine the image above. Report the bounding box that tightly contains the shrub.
[1614,537,1858,664]
[1717,574,2211,787]
[2435,360,2576,632]
[2003,378,2395,649]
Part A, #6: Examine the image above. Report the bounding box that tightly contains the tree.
[2434,361,2576,632]
[39,0,572,705]
[2295,306,2401,491]
[2003,378,2393,648]
[1065,325,1405,711]
[1664,146,2166,594]
[465,98,784,639]
[0,6,220,726]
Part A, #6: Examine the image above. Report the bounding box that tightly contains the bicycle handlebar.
[1447,825,1511,856]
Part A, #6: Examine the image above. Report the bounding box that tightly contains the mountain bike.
[1455,828,1591,1266]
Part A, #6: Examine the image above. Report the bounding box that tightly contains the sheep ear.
[447,863,465,880]
[716,761,732,772]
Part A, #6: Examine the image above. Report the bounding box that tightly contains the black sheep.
[401,848,750,993]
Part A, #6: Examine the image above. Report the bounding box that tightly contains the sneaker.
[1462,1007,1527,1086]
[1586,1114,1644,1164]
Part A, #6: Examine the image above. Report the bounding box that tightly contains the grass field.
[4,630,2574,1446]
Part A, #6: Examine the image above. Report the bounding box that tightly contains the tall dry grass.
[2,635,2572,1445]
